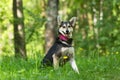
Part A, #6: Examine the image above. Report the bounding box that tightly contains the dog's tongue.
[59,34,68,41]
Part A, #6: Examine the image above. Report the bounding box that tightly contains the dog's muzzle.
[66,30,69,34]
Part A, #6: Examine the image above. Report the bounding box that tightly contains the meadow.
[0,0,120,80]
[0,51,120,80]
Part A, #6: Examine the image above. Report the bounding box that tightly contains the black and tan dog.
[41,17,79,74]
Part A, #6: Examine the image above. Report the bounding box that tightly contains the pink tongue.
[59,34,68,41]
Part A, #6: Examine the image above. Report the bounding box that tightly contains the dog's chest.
[61,47,74,57]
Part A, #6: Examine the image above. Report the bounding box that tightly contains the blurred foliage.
[0,0,13,55]
[0,0,120,57]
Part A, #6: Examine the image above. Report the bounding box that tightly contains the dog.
[41,16,79,74]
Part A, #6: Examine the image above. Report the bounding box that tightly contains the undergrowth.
[0,53,120,80]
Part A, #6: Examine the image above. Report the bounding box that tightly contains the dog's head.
[57,17,76,38]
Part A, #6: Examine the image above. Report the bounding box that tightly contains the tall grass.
[0,52,120,80]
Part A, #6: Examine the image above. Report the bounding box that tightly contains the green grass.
[0,53,120,80]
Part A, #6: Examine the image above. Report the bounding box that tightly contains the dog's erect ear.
[69,17,77,27]
[57,16,62,26]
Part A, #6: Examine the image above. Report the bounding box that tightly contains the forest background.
[0,0,120,80]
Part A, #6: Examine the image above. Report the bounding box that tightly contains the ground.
[0,53,120,80]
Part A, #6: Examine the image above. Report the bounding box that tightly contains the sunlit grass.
[0,51,120,80]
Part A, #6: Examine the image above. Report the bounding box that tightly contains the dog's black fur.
[40,17,79,74]
[41,38,73,67]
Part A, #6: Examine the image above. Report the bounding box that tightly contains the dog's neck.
[58,34,73,46]
[59,34,68,41]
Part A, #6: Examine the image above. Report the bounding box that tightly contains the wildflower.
[116,52,119,54]
[79,48,83,51]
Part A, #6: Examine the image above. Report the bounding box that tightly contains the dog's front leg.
[52,54,59,69]
[70,58,79,74]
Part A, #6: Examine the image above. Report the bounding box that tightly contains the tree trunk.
[13,0,27,59]
[92,2,99,49]
[45,0,59,53]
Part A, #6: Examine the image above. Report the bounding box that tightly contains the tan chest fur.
[61,47,74,58]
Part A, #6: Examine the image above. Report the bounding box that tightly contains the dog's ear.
[69,17,77,27]
[57,16,62,26]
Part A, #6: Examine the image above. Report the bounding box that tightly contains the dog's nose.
[66,30,69,34]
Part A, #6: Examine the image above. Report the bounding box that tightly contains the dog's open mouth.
[62,31,70,37]
[65,34,70,37]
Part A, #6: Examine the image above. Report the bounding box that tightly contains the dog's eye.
[68,26,71,27]
[63,26,65,28]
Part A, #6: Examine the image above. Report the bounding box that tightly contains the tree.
[13,0,27,59]
[45,0,59,53]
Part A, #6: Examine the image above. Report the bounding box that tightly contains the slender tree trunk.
[92,2,99,49]
[13,0,27,59]
[99,0,103,21]
[45,0,59,53]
